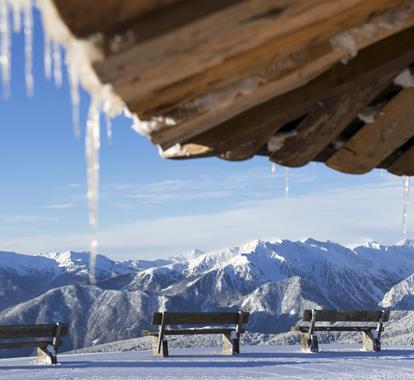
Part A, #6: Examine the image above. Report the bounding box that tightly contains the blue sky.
[0,9,412,260]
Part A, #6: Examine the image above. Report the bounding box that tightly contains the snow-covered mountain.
[0,250,166,311]
[2,238,414,353]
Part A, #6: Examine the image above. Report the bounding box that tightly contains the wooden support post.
[302,309,319,352]
[223,332,236,355]
[300,332,319,352]
[36,346,57,365]
[152,336,169,357]
[362,330,380,352]
[157,312,167,355]
[52,322,62,353]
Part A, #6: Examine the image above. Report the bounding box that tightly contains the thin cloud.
[42,203,74,209]
[4,215,60,224]
[2,181,411,260]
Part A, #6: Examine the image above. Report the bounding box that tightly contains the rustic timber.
[269,76,395,167]
[146,311,249,357]
[293,310,389,352]
[301,309,390,322]
[0,323,69,338]
[51,0,414,176]
[180,26,414,161]
[389,144,414,176]
[0,323,69,364]
[147,1,414,148]
[52,0,182,38]
[327,87,414,174]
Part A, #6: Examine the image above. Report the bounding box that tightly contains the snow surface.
[1,345,414,379]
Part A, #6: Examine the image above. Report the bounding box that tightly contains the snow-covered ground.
[1,344,414,380]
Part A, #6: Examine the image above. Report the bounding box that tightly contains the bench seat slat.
[0,340,51,349]
[293,325,385,332]
[302,310,390,322]
[0,324,69,339]
[152,312,249,325]
[145,328,241,336]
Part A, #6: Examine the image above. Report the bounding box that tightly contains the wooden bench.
[0,322,69,364]
[292,309,390,352]
[144,311,249,357]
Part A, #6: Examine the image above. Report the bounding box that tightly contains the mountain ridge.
[2,238,414,353]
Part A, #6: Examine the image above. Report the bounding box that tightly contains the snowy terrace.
[1,345,414,380]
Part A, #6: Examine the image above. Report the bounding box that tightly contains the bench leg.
[36,346,57,364]
[362,331,381,352]
[152,336,169,357]
[223,333,237,355]
[300,332,319,353]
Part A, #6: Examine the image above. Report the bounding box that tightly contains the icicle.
[52,39,62,87]
[403,176,410,240]
[0,0,10,98]
[68,63,80,136]
[23,2,33,96]
[85,98,101,285]
[271,162,276,173]
[105,115,112,142]
[43,34,52,79]
[12,4,21,33]
[285,168,289,198]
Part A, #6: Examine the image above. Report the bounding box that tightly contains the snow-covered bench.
[0,322,69,364]
[292,309,390,352]
[144,311,249,357]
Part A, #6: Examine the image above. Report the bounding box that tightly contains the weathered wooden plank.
[152,312,249,325]
[145,328,237,336]
[327,88,414,174]
[295,325,384,332]
[302,309,390,322]
[173,26,414,161]
[0,341,50,349]
[388,144,414,176]
[269,74,396,167]
[146,1,414,148]
[165,328,237,335]
[0,324,69,339]
[52,0,182,38]
[98,0,364,99]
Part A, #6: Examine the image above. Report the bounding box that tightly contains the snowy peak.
[395,239,414,248]
[40,250,138,277]
[0,251,59,274]
[170,248,205,263]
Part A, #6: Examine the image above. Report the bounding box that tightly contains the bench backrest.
[302,309,390,323]
[152,312,249,326]
[0,323,69,339]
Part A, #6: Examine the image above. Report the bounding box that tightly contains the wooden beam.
[326,87,414,174]
[269,74,395,167]
[143,0,414,148]
[167,26,414,161]
[388,144,414,176]
[52,0,183,38]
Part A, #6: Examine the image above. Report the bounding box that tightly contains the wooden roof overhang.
[53,0,414,176]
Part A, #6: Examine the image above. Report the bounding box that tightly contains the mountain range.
[1,239,414,354]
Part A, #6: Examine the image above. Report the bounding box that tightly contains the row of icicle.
[0,0,113,284]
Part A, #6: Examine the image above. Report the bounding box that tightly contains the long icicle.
[403,176,410,240]
[52,39,62,87]
[23,2,33,96]
[68,63,80,137]
[85,98,100,285]
[43,33,52,79]
[285,168,289,198]
[0,0,10,98]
